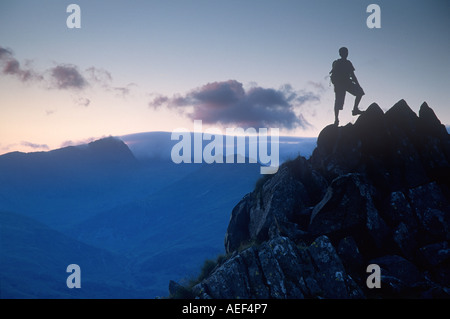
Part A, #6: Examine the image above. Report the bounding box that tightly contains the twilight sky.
[1,0,449,154]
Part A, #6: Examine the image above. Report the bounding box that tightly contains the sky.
[0,0,449,154]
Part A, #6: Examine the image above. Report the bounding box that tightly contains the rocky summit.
[172,100,450,299]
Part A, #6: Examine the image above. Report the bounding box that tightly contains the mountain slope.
[0,133,264,297]
[0,211,152,298]
[0,137,197,229]
[69,161,262,295]
[180,100,450,299]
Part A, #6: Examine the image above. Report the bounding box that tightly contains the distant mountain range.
[121,131,317,163]
[0,131,316,298]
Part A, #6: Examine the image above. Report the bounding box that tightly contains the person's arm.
[347,61,359,84]
[350,71,359,85]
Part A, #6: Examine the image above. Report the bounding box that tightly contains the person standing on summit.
[330,47,365,125]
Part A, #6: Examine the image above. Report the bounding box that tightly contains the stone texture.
[177,100,450,299]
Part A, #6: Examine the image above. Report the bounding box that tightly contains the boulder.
[198,236,364,299]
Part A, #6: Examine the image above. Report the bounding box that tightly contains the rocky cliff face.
[180,100,450,298]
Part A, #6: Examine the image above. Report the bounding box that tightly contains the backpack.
[329,59,349,85]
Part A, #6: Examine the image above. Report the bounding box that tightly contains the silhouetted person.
[330,47,365,125]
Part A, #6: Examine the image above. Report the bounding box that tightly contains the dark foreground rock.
[171,100,450,299]
[193,236,364,299]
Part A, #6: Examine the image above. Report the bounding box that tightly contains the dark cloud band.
[150,80,320,129]
[0,46,87,90]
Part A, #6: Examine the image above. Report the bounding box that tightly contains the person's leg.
[353,95,362,113]
[348,82,364,115]
[334,88,345,125]
[334,107,339,125]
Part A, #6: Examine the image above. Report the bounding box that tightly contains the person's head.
[339,47,348,59]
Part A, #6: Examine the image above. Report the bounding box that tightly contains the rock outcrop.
[176,100,450,299]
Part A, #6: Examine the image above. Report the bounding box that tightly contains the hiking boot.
[352,108,363,116]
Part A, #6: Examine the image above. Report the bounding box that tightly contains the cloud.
[86,66,112,87]
[1,45,138,107]
[60,136,102,148]
[49,64,88,90]
[21,141,49,150]
[0,47,10,58]
[150,95,170,108]
[1,46,87,90]
[150,80,321,129]
[0,143,16,153]
[0,46,41,82]
[85,66,136,98]
[73,96,91,107]
[113,83,137,98]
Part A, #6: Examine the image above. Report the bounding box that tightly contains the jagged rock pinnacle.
[176,100,450,299]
